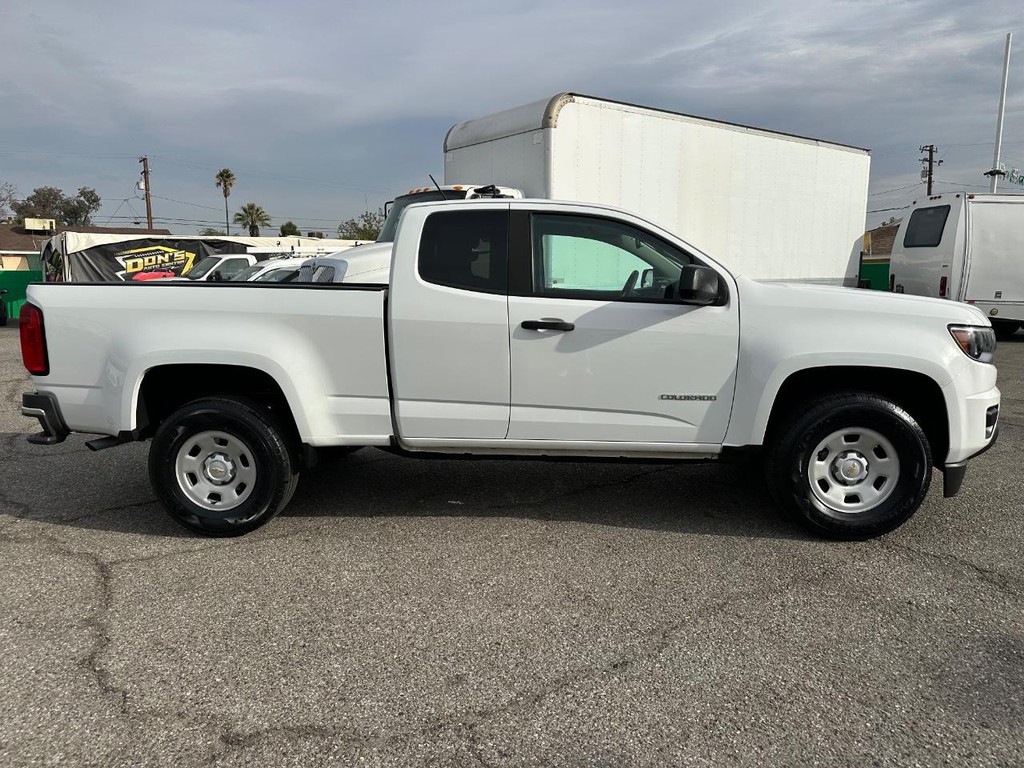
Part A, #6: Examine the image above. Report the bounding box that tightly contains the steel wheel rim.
[807,427,900,514]
[174,430,258,512]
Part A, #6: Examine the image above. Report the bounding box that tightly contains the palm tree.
[233,203,271,237]
[215,169,236,234]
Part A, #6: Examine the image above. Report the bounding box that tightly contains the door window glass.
[531,214,690,300]
[217,258,251,280]
[418,210,508,294]
[903,205,950,248]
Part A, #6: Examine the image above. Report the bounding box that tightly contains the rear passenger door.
[389,204,512,440]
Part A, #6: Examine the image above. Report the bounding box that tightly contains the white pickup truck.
[20,199,1000,539]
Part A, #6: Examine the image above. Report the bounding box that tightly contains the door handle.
[521,319,575,332]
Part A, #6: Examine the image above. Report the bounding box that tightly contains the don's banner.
[44,238,250,281]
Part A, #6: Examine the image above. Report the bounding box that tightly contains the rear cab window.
[417,211,508,294]
[903,205,950,248]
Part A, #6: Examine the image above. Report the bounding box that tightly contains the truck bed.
[26,282,394,446]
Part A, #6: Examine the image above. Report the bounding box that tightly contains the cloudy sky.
[1,1,1022,235]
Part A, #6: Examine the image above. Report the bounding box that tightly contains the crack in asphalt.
[877,540,1023,598]
[198,580,799,765]
[0,528,128,710]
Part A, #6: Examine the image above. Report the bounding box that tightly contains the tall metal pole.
[988,33,1013,193]
[138,155,154,229]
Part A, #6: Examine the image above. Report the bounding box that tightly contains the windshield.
[185,256,219,280]
[254,267,299,283]
[232,263,265,281]
[377,190,469,243]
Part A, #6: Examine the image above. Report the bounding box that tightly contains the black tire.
[765,393,932,539]
[992,320,1020,341]
[149,397,299,536]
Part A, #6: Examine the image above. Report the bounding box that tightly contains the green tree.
[60,187,102,226]
[215,169,236,235]
[233,203,271,237]
[337,208,385,240]
[279,220,300,237]
[198,227,226,236]
[12,186,102,226]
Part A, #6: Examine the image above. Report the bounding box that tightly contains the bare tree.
[0,181,16,219]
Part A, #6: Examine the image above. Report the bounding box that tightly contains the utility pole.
[985,33,1013,192]
[919,144,942,195]
[138,155,154,229]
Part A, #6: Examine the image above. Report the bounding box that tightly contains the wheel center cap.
[203,452,236,485]
[833,451,869,484]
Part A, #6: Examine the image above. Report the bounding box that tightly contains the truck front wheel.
[149,397,299,537]
[766,394,932,539]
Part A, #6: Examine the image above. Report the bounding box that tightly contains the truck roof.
[444,92,870,155]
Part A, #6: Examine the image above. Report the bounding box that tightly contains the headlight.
[948,325,996,363]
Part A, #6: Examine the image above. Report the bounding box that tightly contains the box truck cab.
[378,184,524,242]
[889,193,1024,339]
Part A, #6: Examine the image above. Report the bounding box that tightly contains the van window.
[903,205,950,248]
[418,211,508,294]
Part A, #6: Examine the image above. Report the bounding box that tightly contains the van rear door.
[890,198,962,299]
[963,198,1024,314]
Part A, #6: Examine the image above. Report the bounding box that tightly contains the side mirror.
[210,270,223,282]
[677,264,721,306]
[640,268,654,289]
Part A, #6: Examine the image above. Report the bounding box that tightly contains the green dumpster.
[0,269,45,320]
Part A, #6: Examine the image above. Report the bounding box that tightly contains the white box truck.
[889,192,1024,339]
[444,93,870,285]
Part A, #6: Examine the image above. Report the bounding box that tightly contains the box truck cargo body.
[889,193,1024,338]
[444,93,870,285]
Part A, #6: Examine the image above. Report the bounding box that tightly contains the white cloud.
[1,0,1022,232]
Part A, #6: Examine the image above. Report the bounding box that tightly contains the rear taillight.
[939,276,948,297]
[19,303,49,376]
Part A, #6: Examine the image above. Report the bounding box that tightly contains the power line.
[101,198,130,227]
[869,183,920,197]
[150,194,223,211]
[152,155,390,194]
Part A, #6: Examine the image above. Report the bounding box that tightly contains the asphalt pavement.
[1,318,1021,767]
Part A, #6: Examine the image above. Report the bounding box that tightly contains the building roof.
[866,222,900,257]
[0,223,172,254]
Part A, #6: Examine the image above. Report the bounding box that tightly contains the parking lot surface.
[1,320,1021,767]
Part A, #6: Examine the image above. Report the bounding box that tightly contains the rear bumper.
[21,391,70,445]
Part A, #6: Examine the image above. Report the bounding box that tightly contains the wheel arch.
[761,366,949,467]
[135,364,303,451]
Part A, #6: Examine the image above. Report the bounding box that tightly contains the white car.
[232,257,305,283]
[293,242,393,284]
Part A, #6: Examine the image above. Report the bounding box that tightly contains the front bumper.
[942,403,1000,497]
[21,392,70,445]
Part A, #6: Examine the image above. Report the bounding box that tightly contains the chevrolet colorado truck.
[20,199,1000,539]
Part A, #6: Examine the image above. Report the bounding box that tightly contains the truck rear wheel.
[765,393,932,539]
[149,397,299,536]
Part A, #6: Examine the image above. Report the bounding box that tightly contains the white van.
[889,193,1024,339]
